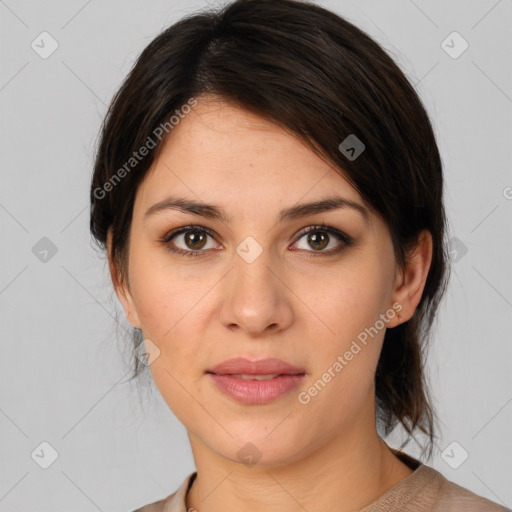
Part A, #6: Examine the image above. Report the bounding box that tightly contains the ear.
[388,229,433,327]
[106,229,142,329]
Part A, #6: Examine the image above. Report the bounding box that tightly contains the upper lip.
[207,357,305,376]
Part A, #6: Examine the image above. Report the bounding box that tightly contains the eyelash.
[159,223,353,258]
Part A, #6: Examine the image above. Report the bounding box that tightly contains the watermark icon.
[449,236,468,263]
[338,134,365,161]
[441,31,469,60]
[503,186,512,200]
[93,97,198,200]
[237,442,262,467]
[236,236,264,264]
[298,302,402,405]
[32,237,58,263]
[441,441,469,469]
[136,338,161,366]
[31,441,59,469]
[31,31,59,59]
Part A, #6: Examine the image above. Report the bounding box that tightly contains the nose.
[218,241,294,336]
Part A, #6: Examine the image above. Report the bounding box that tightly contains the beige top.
[133,450,510,512]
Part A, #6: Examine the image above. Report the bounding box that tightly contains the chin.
[211,429,308,468]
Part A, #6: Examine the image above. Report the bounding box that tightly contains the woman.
[89,0,508,510]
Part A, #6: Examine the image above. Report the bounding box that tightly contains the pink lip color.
[208,357,305,376]
[208,373,305,404]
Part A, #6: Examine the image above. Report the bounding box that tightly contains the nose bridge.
[234,235,278,301]
[220,234,292,333]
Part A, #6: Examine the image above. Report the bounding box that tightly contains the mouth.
[206,358,306,405]
[207,373,305,404]
[207,372,303,380]
[207,356,306,377]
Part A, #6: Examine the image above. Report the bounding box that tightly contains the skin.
[108,96,433,512]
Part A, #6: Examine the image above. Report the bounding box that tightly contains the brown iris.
[184,230,208,250]
[307,231,329,251]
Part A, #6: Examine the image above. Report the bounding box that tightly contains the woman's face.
[112,97,411,467]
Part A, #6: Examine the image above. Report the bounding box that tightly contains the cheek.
[128,248,214,374]
[128,245,200,336]
[132,262,210,425]
[296,275,386,431]
[301,259,391,389]
[133,278,203,367]
[310,258,390,340]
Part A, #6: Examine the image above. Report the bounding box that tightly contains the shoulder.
[431,471,509,512]
[362,457,509,512]
[417,465,509,512]
[130,471,197,512]
[131,494,174,512]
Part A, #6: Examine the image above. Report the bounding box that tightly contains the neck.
[186,417,413,512]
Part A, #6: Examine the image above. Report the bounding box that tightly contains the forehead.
[160,97,326,173]
[134,97,372,224]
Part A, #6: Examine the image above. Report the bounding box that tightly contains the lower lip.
[208,373,305,404]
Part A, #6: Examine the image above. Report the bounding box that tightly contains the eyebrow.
[144,195,370,224]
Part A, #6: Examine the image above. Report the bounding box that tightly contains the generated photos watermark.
[298,302,403,405]
[93,97,198,200]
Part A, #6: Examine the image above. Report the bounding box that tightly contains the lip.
[207,357,305,376]
[207,357,306,405]
[208,373,305,404]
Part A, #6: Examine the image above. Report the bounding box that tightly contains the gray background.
[1,0,511,510]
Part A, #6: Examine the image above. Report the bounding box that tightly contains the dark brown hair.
[90,0,451,460]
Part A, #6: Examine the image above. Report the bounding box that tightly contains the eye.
[161,225,220,257]
[160,223,353,258]
[291,224,352,256]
